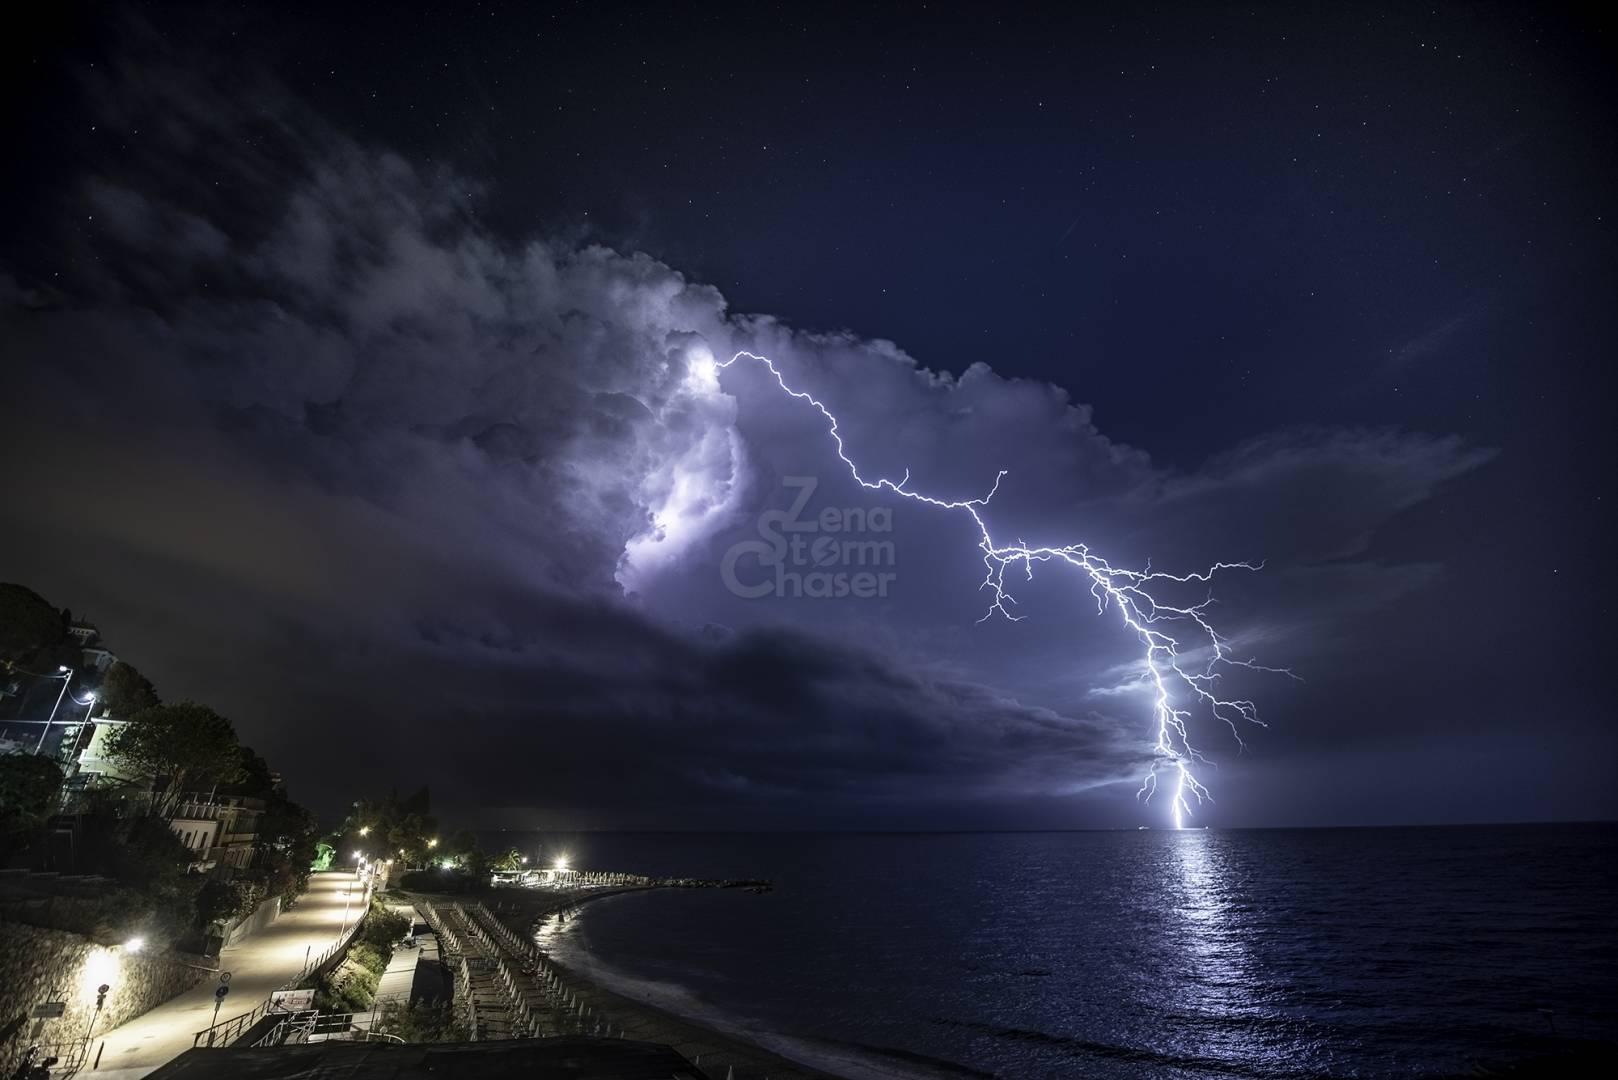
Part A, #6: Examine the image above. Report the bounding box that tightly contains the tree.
[337,792,438,868]
[225,746,277,798]
[195,878,265,926]
[96,660,160,718]
[0,583,67,663]
[219,747,318,903]
[388,813,433,867]
[357,900,411,953]
[490,847,525,872]
[82,813,200,915]
[105,702,244,817]
[0,753,64,849]
[257,797,319,903]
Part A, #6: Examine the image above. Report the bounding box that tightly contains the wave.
[930,1015,1323,1079]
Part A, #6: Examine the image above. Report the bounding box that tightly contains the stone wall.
[0,921,205,1073]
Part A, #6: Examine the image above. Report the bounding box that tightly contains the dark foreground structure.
[144,1036,702,1079]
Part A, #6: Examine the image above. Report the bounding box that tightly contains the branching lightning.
[716,350,1290,828]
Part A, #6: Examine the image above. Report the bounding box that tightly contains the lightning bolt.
[716,350,1289,828]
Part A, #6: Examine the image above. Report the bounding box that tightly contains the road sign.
[270,988,315,1013]
[31,1002,66,1018]
[214,985,230,1001]
[218,971,232,985]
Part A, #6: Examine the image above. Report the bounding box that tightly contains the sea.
[491,825,1616,1079]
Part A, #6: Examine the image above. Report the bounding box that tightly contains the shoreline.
[514,886,983,1080]
[406,883,848,1080]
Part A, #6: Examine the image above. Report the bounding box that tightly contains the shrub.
[312,900,409,1015]
[357,901,411,953]
[194,878,266,927]
[320,955,380,1013]
[0,754,64,849]
[373,1002,466,1043]
[347,942,389,976]
[397,867,475,892]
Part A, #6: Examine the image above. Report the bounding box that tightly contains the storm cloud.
[0,32,1504,826]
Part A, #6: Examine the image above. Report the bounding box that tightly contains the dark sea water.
[502,826,1616,1079]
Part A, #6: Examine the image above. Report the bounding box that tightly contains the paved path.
[88,870,363,1080]
[372,902,422,1004]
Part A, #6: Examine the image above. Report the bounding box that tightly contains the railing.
[247,1009,318,1047]
[171,802,227,821]
[9,1038,88,1079]
[249,991,409,1048]
[458,953,481,1042]
[409,898,637,1044]
[192,879,372,1048]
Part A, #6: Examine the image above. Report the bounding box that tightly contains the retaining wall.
[0,921,206,1074]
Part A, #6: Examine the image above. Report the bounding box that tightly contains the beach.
[404,881,845,1080]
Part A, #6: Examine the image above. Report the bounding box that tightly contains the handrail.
[458,953,480,1042]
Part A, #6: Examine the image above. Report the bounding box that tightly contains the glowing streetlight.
[427,838,438,849]
[358,826,370,837]
[34,667,77,755]
[124,936,145,954]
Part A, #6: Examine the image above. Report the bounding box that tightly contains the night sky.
[2,2,1612,828]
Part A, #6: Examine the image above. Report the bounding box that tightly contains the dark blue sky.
[277,4,1610,449]
[2,2,1612,826]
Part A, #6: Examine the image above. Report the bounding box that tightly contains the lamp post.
[58,691,96,761]
[345,855,369,931]
[343,865,357,930]
[84,982,110,1061]
[33,666,74,755]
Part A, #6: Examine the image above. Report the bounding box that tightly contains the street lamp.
[124,936,145,954]
[358,826,369,837]
[85,982,110,1061]
[33,666,75,755]
[342,859,368,930]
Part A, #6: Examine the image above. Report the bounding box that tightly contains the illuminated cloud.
[0,41,1507,825]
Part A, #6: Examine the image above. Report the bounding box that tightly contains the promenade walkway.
[372,902,422,1003]
[87,870,362,1080]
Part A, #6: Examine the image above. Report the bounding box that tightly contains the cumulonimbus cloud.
[0,36,1498,823]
